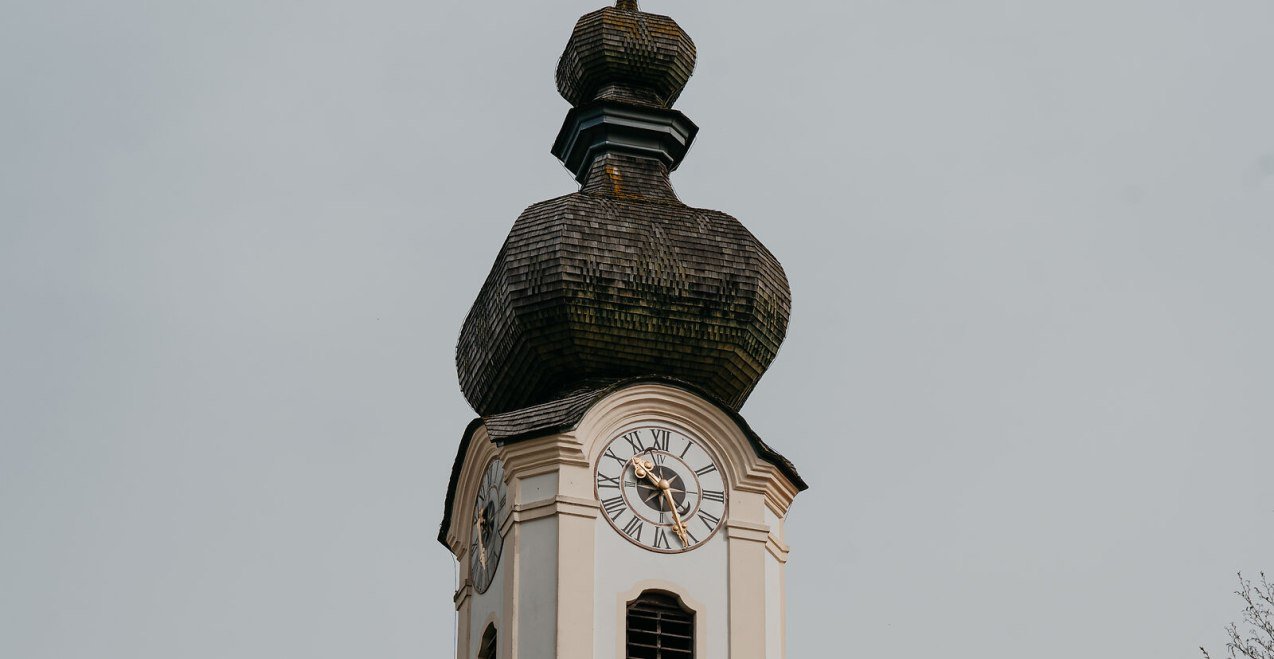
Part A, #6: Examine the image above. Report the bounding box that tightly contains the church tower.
[438,3,807,657]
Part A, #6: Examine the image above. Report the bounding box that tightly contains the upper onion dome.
[555,0,696,109]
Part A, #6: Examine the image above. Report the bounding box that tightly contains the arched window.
[477,623,497,659]
[626,591,694,658]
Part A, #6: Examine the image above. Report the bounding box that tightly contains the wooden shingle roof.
[456,1,791,417]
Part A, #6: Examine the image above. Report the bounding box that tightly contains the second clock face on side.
[594,424,728,554]
[470,457,507,594]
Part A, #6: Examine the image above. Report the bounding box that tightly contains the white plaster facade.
[443,383,800,659]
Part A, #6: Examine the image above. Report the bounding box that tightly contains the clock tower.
[438,3,807,657]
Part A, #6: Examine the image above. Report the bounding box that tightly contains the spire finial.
[616,0,639,10]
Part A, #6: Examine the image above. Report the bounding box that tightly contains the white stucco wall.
[593,520,730,658]
[448,384,800,659]
[515,515,558,657]
[464,555,506,656]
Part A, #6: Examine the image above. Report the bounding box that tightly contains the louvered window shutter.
[626,592,694,658]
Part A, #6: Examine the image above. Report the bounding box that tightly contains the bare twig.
[1202,573,1274,659]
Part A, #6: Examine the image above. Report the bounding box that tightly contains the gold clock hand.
[631,456,662,487]
[630,455,654,480]
[662,488,689,546]
[628,457,662,505]
[475,508,488,569]
[629,454,690,545]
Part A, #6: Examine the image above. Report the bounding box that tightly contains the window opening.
[477,623,497,659]
[626,591,694,658]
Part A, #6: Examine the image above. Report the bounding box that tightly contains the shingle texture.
[555,2,695,109]
[455,1,791,416]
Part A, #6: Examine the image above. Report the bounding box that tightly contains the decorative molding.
[726,520,770,544]
[766,535,791,564]
[577,383,801,521]
[513,495,600,524]
[501,433,590,477]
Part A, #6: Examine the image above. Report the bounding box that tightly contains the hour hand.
[629,455,656,481]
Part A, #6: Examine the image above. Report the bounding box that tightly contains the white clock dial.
[594,424,728,553]
[469,457,507,594]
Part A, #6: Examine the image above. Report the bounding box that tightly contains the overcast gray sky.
[2,0,1272,657]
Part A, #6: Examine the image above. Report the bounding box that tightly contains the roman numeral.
[621,516,644,541]
[653,528,671,550]
[679,441,693,459]
[702,489,725,502]
[649,428,671,451]
[602,496,627,519]
[652,452,666,465]
[596,473,621,489]
[622,431,645,453]
[604,448,627,466]
[697,510,721,531]
[694,464,717,477]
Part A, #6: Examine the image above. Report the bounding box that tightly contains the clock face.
[470,457,507,594]
[594,424,728,553]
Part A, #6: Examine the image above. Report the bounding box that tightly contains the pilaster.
[727,520,771,658]
[502,434,599,659]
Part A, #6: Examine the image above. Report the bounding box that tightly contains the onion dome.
[555,0,696,109]
[455,1,791,416]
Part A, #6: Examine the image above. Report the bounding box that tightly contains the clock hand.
[630,456,690,546]
[662,488,689,546]
[629,455,653,480]
[629,456,663,499]
[475,508,488,569]
[631,456,667,487]
[633,458,678,503]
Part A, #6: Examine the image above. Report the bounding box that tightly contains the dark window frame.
[477,622,497,659]
[625,590,695,658]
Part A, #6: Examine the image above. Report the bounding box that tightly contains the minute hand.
[662,489,689,546]
[475,509,488,568]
